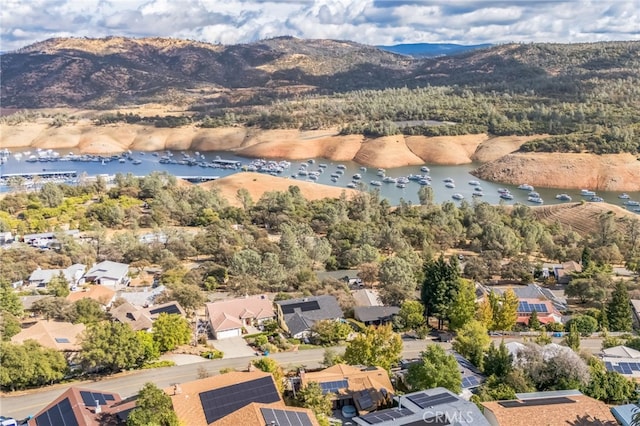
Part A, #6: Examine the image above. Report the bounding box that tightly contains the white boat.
[396,182,406,189]
[370,180,382,186]
[474,186,483,192]
[500,193,514,200]
[452,193,464,200]
[581,189,596,197]
[472,192,484,197]
[445,182,455,188]
[420,166,430,173]
[346,182,357,188]
[619,193,630,199]
[625,200,640,206]
[377,168,386,176]
[352,173,362,180]
[589,196,604,202]
[518,184,534,191]
[468,180,480,186]
[443,177,454,183]
[383,176,397,183]
[418,178,430,185]
[528,191,540,198]
[555,193,572,201]
[528,196,544,204]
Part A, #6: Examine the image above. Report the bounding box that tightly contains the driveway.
[209,336,257,359]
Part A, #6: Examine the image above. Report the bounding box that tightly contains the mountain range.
[1,36,639,109]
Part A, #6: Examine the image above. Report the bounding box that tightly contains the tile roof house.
[301,364,394,413]
[67,285,116,307]
[11,320,86,352]
[515,298,563,326]
[110,301,186,332]
[211,402,319,426]
[508,283,568,311]
[28,264,86,288]
[205,295,276,339]
[167,371,284,426]
[553,261,582,284]
[83,261,130,288]
[275,295,344,338]
[481,390,617,426]
[353,306,399,326]
[353,387,490,426]
[27,386,133,426]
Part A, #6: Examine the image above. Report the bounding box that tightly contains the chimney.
[94,400,101,414]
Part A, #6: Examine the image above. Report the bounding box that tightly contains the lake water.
[1,149,639,215]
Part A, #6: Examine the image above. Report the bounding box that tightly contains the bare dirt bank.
[2,121,639,191]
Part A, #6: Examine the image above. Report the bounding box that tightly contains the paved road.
[0,336,602,421]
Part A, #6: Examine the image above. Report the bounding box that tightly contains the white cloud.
[1,0,639,52]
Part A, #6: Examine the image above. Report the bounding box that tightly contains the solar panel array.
[518,301,548,313]
[605,361,640,375]
[358,407,415,425]
[319,379,348,394]
[260,407,314,426]
[79,391,115,406]
[199,375,281,424]
[406,392,458,409]
[149,304,181,315]
[358,391,374,410]
[462,376,482,388]
[498,397,576,408]
[35,398,79,426]
[281,300,321,314]
[54,337,70,343]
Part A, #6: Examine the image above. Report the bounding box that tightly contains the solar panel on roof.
[199,375,280,424]
[260,407,314,426]
[604,362,613,371]
[149,304,181,315]
[614,365,624,373]
[406,392,458,409]
[358,408,415,424]
[55,337,70,343]
[80,391,112,407]
[358,391,374,410]
[462,376,481,388]
[621,363,633,374]
[35,398,79,426]
[281,300,321,314]
[319,379,348,394]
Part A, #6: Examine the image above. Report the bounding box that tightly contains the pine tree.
[564,322,580,351]
[606,281,632,332]
[528,309,541,331]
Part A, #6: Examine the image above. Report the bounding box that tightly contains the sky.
[1,0,639,52]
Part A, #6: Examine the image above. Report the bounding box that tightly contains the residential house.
[351,289,382,307]
[275,295,344,339]
[23,230,80,249]
[599,345,640,380]
[453,351,486,392]
[509,283,568,311]
[116,285,166,308]
[352,387,490,426]
[83,261,130,288]
[300,364,394,413]
[167,371,288,425]
[353,306,399,326]
[205,295,276,339]
[11,320,85,353]
[553,260,582,285]
[110,301,186,332]
[67,285,116,308]
[481,390,617,426]
[27,264,86,289]
[27,386,134,426]
[514,298,563,326]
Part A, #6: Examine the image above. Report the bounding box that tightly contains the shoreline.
[2,122,640,191]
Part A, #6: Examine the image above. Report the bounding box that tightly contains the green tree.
[322,348,344,367]
[343,324,403,372]
[398,300,425,331]
[309,320,352,346]
[528,309,541,331]
[448,279,477,330]
[452,320,491,369]
[296,381,333,419]
[0,340,68,391]
[170,284,205,314]
[127,382,179,426]
[421,255,460,329]
[566,315,599,335]
[0,279,23,317]
[606,281,632,332]
[582,360,635,404]
[47,272,70,298]
[483,341,513,378]
[0,312,21,341]
[492,289,519,331]
[153,313,192,352]
[71,298,106,324]
[476,299,494,330]
[564,322,581,351]
[80,321,147,373]
[252,357,285,394]
[405,345,462,394]
[378,256,417,306]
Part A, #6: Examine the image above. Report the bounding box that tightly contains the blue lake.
[1,149,639,215]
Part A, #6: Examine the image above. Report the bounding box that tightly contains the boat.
[420,166,430,173]
[528,191,540,198]
[346,182,357,188]
[474,186,483,192]
[331,177,339,183]
[468,180,480,186]
[497,188,510,194]
[500,193,514,200]
[589,196,604,202]
[472,192,484,197]
[352,173,362,180]
[377,169,386,176]
[555,193,572,201]
[528,196,544,204]
[396,182,406,189]
[581,189,596,197]
[370,180,382,186]
[132,159,142,165]
[360,166,367,172]
[445,182,456,188]
[624,200,640,206]
[518,184,534,191]
[382,176,397,183]
[452,193,464,200]
[443,177,454,183]
[337,164,347,169]
[619,193,631,199]
[418,178,431,185]
[319,163,328,168]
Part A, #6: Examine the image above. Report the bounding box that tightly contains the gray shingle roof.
[276,295,343,335]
